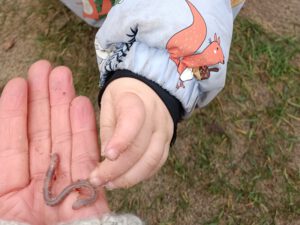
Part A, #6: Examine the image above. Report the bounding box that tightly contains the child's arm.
[62,0,245,188]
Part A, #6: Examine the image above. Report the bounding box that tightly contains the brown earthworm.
[43,153,98,210]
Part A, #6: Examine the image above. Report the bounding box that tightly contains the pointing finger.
[103,92,145,160]
[27,60,52,179]
[49,66,75,184]
[99,89,115,157]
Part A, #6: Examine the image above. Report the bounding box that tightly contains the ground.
[0,1,299,224]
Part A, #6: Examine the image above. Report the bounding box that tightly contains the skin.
[89,77,174,189]
[0,59,173,223]
[0,60,109,225]
[43,153,98,210]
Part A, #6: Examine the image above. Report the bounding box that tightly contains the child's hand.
[89,77,173,189]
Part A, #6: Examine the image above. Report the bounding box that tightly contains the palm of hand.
[0,61,109,225]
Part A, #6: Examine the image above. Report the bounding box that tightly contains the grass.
[10,1,300,224]
[36,0,100,103]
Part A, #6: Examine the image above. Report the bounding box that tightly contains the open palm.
[0,60,109,225]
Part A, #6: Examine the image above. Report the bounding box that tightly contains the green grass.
[34,2,300,224]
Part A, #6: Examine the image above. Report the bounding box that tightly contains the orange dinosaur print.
[166,0,225,88]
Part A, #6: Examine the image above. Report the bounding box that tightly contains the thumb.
[103,92,145,160]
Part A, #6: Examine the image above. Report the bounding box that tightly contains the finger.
[27,60,52,179]
[99,89,115,156]
[89,126,152,186]
[70,96,100,179]
[49,66,75,183]
[0,78,28,195]
[104,132,167,189]
[103,92,145,160]
[146,143,169,180]
[66,96,109,218]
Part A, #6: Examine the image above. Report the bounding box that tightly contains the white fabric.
[0,214,143,225]
[61,214,144,225]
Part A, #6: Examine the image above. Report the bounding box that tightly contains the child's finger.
[99,90,115,157]
[27,60,52,179]
[49,66,75,183]
[89,126,152,186]
[103,93,145,160]
[0,78,28,195]
[103,132,167,189]
[145,143,169,180]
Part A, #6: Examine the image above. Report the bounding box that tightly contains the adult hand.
[89,77,174,189]
[0,60,109,225]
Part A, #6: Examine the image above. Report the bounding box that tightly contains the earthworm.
[43,153,98,210]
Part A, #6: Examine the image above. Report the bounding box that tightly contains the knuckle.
[144,154,160,170]
[53,131,71,145]
[161,151,169,165]
[119,177,134,189]
[72,152,96,165]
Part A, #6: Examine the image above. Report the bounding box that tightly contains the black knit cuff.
[98,70,184,145]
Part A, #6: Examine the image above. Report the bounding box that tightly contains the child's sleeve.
[59,0,112,27]
[232,0,246,18]
[95,0,245,118]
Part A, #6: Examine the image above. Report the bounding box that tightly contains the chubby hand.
[0,60,109,225]
[89,78,174,189]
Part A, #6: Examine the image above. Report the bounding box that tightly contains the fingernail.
[104,148,119,160]
[89,170,104,186]
[89,176,103,186]
[105,182,116,190]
